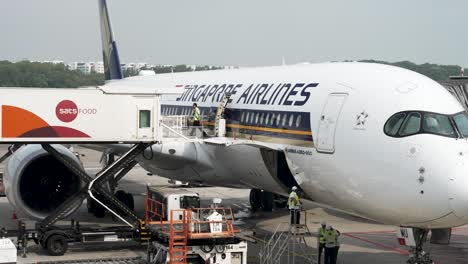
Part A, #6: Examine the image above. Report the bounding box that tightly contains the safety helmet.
[292,186,298,191]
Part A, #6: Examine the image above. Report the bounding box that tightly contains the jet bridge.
[0,85,179,143]
[0,85,181,232]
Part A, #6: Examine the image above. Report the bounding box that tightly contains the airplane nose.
[448,169,468,219]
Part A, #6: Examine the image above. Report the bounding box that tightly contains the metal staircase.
[259,222,316,264]
[213,93,231,137]
[168,210,188,264]
[38,143,152,230]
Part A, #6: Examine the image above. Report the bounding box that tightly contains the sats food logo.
[55,100,97,122]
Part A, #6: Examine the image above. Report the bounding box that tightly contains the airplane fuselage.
[109,62,468,228]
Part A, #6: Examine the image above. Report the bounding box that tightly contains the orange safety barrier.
[145,191,165,225]
[144,195,240,240]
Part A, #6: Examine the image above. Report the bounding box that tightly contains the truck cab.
[146,186,200,221]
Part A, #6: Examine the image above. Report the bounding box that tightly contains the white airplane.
[3,0,468,262]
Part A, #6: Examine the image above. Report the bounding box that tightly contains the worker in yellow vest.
[317,221,327,264]
[190,103,201,136]
[324,225,340,264]
[192,103,201,126]
[288,186,301,225]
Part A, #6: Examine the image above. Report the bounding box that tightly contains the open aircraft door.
[316,93,348,153]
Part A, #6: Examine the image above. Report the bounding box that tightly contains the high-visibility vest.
[324,230,338,248]
[318,227,326,244]
[193,107,200,121]
[288,191,300,209]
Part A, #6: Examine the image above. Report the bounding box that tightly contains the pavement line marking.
[343,233,409,255]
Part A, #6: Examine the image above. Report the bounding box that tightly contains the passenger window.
[271,114,276,126]
[296,115,302,127]
[384,113,406,136]
[241,112,245,123]
[276,114,282,126]
[282,114,288,127]
[255,113,260,124]
[246,112,250,124]
[289,115,294,127]
[398,112,421,136]
[260,113,265,125]
[266,113,270,125]
[139,110,151,128]
[423,113,455,137]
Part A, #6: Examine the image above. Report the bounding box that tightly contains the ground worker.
[288,186,301,225]
[190,103,201,136]
[324,225,338,264]
[317,221,327,264]
[334,227,341,262]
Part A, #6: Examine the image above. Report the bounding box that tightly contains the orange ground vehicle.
[145,186,248,264]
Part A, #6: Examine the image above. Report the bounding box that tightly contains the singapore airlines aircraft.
[3,0,468,262]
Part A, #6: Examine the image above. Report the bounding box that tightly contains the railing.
[161,115,212,139]
[144,195,238,239]
[185,207,238,238]
[145,193,165,224]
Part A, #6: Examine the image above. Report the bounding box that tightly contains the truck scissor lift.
[0,85,184,256]
[145,186,248,264]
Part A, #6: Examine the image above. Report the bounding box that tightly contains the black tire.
[46,234,68,256]
[261,191,274,212]
[274,195,288,208]
[249,189,261,212]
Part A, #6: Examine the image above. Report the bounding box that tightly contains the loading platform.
[145,188,246,264]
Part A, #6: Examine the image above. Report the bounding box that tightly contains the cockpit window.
[422,113,455,137]
[398,112,421,136]
[384,113,406,136]
[453,112,468,137]
[385,111,459,138]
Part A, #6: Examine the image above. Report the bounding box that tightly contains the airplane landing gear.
[249,189,261,212]
[249,189,274,212]
[407,228,434,264]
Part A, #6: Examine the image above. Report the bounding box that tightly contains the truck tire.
[46,234,68,256]
[261,191,274,212]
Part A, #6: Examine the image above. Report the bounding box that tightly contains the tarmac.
[0,146,467,264]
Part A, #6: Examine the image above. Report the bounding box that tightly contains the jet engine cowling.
[4,145,83,220]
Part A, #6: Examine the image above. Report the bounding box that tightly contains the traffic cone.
[12,211,17,220]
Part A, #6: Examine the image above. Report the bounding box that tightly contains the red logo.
[56,100,78,122]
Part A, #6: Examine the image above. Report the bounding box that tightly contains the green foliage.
[0,60,461,88]
[359,60,464,81]
[122,68,139,78]
[0,61,104,88]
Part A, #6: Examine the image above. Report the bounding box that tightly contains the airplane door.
[316,93,348,153]
[136,97,154,139]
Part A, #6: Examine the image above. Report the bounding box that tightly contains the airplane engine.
[3,145,83,220]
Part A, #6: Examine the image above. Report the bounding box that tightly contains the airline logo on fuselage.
[176,82,318,106]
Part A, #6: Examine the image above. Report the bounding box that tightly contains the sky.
[1,0,468,67]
